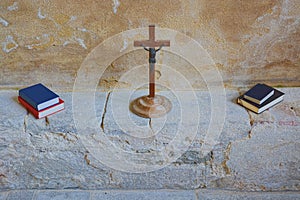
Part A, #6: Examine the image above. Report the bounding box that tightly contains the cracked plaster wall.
[0,0,299,90]
[0,0,299,192]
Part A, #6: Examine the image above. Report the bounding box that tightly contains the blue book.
[19,83,59,111]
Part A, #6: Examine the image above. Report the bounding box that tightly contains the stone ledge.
[0,189,299,200]
[0,88,299,191]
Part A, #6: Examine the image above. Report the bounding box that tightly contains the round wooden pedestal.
[130,95,172,118]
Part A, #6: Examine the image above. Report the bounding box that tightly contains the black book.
[244,83,274,104]
[237,88,284,114]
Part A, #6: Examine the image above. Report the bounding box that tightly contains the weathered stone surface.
[217,88,300,191]
[0,0,299,90]
[0,88,299,192]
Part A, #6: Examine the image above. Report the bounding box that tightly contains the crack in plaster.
[2,35,18,53]
[237,89,255,140]
[0,17,9,27]
[112,0,120,14]
[289,105,298,117]
[7,2,18,11]
[50,132,78,143]
[100,92,111,132]
[34,8,92,50]
[221,142,232,175]
[84,154,91,165]
[120,39,128,52]
[45,117,50,126]
[207,143,232,181]
[74,37,87,49]
[247,110,255,139]
[23,111,29,134]
[148,118,154,134]
[205,151,218,178]
[84,153,103,170]
[25,34,54,50]
[38,7,46,19]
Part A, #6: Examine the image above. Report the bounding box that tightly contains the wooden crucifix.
[134,25,170,97]
[130,25,172,118]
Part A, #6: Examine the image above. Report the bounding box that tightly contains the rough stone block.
[226,113,300,190]
[7,190,34,200]
[47,92,108,134]
[26,92,107,135]
[91,190,196,200]
[0,192,8,200]
[110,164,206,189]
[35,191,90,200]
[220,88,300,191]
[0,88,299,192]
[204,90,251,184]
[205,88,299,190]
[196,190,300,200]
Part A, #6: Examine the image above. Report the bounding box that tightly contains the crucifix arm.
[142,44,150,51]
[156,45,163,52]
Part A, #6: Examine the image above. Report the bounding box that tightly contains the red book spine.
[18,96,64,119]
[18,96,40,118]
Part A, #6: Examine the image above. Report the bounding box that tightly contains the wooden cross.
[134,25,170,97]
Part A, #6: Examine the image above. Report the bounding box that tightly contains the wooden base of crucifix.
[130,25,172,118]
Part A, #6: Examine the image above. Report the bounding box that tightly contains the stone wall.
[0,0,299,90]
